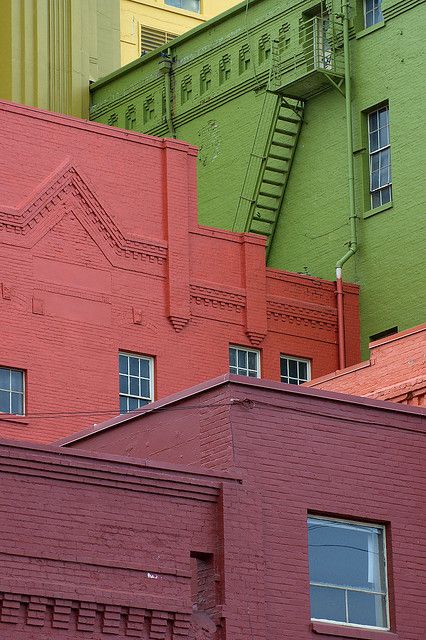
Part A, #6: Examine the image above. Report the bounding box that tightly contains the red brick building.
[0,101,359,443]
[1,377,424,640]
[307,324,426,407]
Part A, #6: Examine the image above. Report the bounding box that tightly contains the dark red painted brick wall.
[0,101,360,443]
[66,377,426,640]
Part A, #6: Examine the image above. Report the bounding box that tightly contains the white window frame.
[229,346,260,378]
[364,0,384,28]
[368,105,392,209]
[308,515,390,631]
[0,366,25,415]
[119,352,154,413]
[280,355,311,385]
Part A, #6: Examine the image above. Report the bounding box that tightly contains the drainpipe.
[335,0,358,369]
[159,49,176,139]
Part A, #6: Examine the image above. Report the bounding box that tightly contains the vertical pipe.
[335,0,358,369]
[164,47,176,139]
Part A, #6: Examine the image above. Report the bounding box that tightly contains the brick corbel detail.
[242,234,268,346]
[163,140,192,332]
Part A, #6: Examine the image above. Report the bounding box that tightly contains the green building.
[90,0,426,356]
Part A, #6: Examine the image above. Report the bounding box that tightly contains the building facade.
[57,376,425,639]
[0,0,121,118]
[0,100,359,443]
[120,0,242,65]
[90,0,426,354]
[307,323,426,406]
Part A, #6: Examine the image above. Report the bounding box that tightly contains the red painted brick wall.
[0,101,359,443]
[306,324,426,406]
[65,377,426,640]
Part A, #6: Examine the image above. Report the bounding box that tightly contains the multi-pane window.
[229,346,260,378]
[364,0,384,28]
[280,356,310,385]
[165,0,200,13]
[368,105,392,209]
[0,367,25,415]
[119,353,154,414]
[308,517,389,629]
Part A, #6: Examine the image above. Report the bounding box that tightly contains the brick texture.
[0,101,359,443]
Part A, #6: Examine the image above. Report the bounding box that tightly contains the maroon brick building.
[0,377,424,640]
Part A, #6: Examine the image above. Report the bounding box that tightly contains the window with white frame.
[364,0,384,28]
[0,367,25,415]
[280,356,311,385]
[165,0,200,13]
[308,516,389,629]
[119,353,154,413]
[368,105,392,209]
[229,346,260,378]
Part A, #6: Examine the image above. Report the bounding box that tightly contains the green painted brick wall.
[90,0,426,355]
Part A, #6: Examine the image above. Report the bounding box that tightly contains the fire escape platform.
[275,69,345,100]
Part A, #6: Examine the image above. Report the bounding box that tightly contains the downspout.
[336,0,358,369]
[159,49,176,139]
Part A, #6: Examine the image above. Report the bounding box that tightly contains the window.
[165,0,200,13]
[280,356,311,385]
[308,517,389,629]
[229,346,260,378]
[364,0,384,27]
[140,25,177,54]
[0,367,25,415]
[119,353,154,413]
[368,105,392,209]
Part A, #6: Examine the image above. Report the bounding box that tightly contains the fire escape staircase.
[233,13,344,259]
[242,97,303,256]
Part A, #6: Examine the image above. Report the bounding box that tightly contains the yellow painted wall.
[120,0,241,65]
[0,0,120,118]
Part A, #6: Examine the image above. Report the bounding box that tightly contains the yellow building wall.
[0,0,120,118]
[120,0,241,66]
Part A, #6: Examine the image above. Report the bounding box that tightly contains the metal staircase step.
[271,140,293,149]
[256,203,277,212]
[263,178,282,186]
[259,191,280,198]
[275,127,297,136]
[269,153,291,161]
[277,115,300,124]
[265,165,288,174]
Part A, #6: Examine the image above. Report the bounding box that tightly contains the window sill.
[356,21,385,40]
[0,415,28,426]
[363,201,393,219]
[312,621,398,640]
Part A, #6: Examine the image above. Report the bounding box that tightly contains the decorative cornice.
[267,299,337,331]
[0,589,192,638]
[0,163,167,268]
[190,284,245,313]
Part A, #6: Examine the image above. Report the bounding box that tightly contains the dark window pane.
[369,111,378,131]
[129,357,139,376]
[11,393,23,415]
[11,370,23,392]
[238,350,247,369]
[230,366,237,375]
[299,362,308,380]
[289,378,299,385]
[310,585,346,622]
[248,351,257,371]
[119,396,128,414]
[348,591,387,628]
[130,377,139,396]
[0,368,10,390]
[379,107,388,128]
[248,370,257,377]
[119,354,128,374]
[289,360,298,377]
[128,397,139,411]
[372,191,381,208]
[138,398,150,407]
[140,359,150,378]
[119,374,128,394]
[141,379,150,398]
[0,390,10,413]
[280,358,288,377]
[382,186,392,204]
[229,348,237,367]
[371,153,380,172]
[369,130,379,152]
